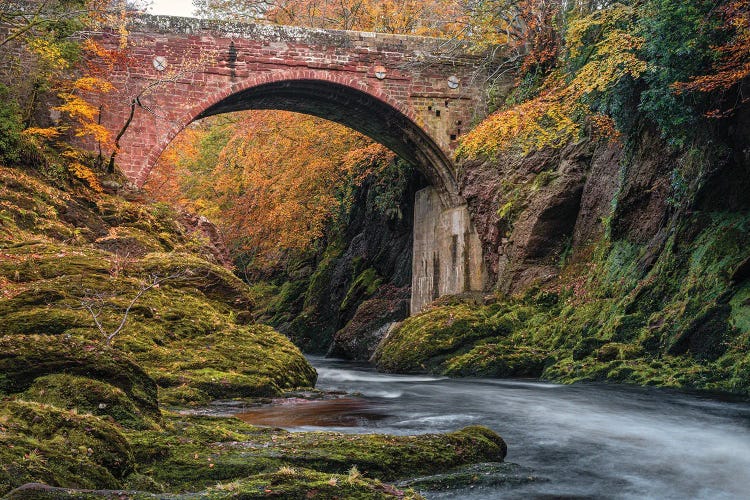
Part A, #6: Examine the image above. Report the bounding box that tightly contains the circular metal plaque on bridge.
[374,65,387,80]
[447,75,460,89]
[152,56,167,71]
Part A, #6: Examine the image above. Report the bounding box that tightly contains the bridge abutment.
[411,186,486,314]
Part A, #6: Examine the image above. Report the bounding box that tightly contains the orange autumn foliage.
[197,0,466,36]
[147,111,395,269]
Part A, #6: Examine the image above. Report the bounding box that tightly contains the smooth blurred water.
[264,356,750,499]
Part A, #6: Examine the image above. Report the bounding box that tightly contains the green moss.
[444,343,550,378]
[127,414,505,493]
[372,302,523,374]
[372,209,750,396]
[158,385,212,407]
[0,335,160,421]
[340,267,383,313]
[93,226,166,257]
[729,281,750,334]
[0,243,110,283]
[140,324,317,401]
[3,469,423,499]
[0,401,133,495]
[193,468,422,499]
[21,374,157,430]
[135,252,256,309]
[303,242,343,311]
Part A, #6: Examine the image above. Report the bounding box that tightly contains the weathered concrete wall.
[411,186,485,314]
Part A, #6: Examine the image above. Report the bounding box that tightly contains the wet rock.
[398,462,539,491]
[328,284,410,360]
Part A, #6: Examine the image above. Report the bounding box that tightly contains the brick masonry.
[87,14,499,206]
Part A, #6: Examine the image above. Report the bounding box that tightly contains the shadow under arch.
[193,78,462,207]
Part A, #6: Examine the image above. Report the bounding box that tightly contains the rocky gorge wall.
[373,110,750,396]
[248,160,425,359]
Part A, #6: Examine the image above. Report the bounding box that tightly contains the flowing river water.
[235,356,750,499]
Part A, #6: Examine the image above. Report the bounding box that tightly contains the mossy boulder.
[4,469,422,499]
[140,324,317,402]
[157,385,213,407]
[126,415,505,493]
[0,243,110,284]
[20,374,157,430]
[0,335,160,422]
[192,468,421,499]
[267,425,507,481]
[0,401,133,495]
[134,252,257,311]
[444,343,550,378]
[93,226,165,257]
[372,303,509,374]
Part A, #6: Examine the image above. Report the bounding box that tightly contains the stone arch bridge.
[91,15,500,313]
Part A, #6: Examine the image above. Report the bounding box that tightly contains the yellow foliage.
[54,77,114,147]
[147,111,395,270]
[459,5,645,158]
[55,93,99,122]
[73,77,115,93]
[69,162,103,193]
[21,127,61,140]
[27,39,70,73]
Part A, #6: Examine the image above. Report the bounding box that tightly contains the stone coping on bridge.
[127,14,484,60]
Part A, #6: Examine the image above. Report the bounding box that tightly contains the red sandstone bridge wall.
[90,15,493,202]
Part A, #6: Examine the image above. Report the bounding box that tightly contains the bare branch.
[76,267,193,346]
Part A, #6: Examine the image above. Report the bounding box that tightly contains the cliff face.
[374,112,750,395]
[249,161,424,357]
[461,116,750,296]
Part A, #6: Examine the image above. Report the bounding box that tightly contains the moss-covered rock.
[444,343,551,378]
[0,335,160,421]
[372,302,513,374]
[140,324,317,402]
[20,374,157,430]
[157,385,213,407]
[93,226,165,257]
[371,208,750,397]
[0,401,133,495]
[4,469,423,499]
[127,414,506,492]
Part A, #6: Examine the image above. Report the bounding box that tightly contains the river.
[238,356,750,499]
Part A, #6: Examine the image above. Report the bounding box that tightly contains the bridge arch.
[138,71,461,207]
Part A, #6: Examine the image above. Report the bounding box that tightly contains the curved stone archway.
[196,78,460,207]
[85,14,496,206]
[134,72,462,207]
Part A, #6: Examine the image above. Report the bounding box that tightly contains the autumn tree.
[146,111,396,275]
[193,0,466,36]
[459,2,645,156]
[0,0,144,185]
[673,0,750,118]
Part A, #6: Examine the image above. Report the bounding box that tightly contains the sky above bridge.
[149,0,196,18]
